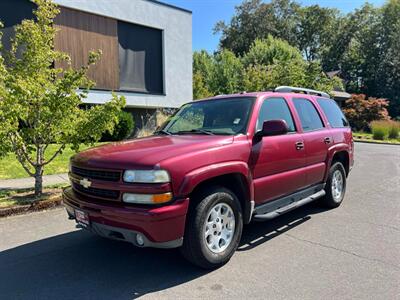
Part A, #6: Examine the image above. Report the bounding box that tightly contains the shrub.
[343,94,390,131]
[370,121,389,140]
[388,121,400,139]
[102,111,134,141]
[372,127,386,140]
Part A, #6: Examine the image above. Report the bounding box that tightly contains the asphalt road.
[1,142,399,299]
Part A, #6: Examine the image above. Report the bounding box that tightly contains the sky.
[162,0,386,53]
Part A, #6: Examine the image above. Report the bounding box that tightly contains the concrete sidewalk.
[0,173,69,190]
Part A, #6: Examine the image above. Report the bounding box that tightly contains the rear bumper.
[62,187,189,248]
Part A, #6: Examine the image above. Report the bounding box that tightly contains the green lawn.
[353,132,400,144]
[0,144,103,180]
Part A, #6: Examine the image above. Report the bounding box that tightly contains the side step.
[253,189,325,221]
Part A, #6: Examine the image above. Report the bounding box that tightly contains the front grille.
[72,182,120,200]
[71,166,121,182]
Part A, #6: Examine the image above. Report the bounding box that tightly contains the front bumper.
[63,187,189,248]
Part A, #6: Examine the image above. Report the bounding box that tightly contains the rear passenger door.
[292,98,331,187]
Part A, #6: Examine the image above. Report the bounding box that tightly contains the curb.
[0,197,63,218]
[354,139,400,146]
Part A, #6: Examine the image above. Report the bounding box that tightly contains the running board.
[253,189,325,221]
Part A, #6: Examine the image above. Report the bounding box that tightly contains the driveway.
[0,142,399,299]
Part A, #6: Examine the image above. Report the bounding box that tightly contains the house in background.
[0,0,192,133]
[326,70,351,107]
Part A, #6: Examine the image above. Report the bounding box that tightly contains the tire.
[180,186,243,269]
[319,162,347,208]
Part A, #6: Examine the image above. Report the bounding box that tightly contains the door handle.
[295,141,304,150]
[324,137,332,144]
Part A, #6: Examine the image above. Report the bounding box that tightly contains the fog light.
[136,234,145,246]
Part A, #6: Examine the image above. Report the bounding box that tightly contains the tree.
[242,36,302,67]
[209,49,243,95]
[215,0,400,118]
[215,0,339,61]
[193,72,212,100]
[320,1,400,118]
[193,36,341,98]
[242,59,341,93]
[0,0,125,197]
[193,51,214,99]
[215,0,300,55]
[296,5,339,62]
[342,94,390,131]
[374,0,400,117]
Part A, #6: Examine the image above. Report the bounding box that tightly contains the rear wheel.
[181,186,243,269]
[319,162,347,208]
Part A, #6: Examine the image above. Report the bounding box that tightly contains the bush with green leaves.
[102,111,134,141]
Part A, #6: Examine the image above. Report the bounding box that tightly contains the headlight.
[123,170,170,183]
[122,192,172,204]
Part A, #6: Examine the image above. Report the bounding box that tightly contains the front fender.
[178,161,252,198]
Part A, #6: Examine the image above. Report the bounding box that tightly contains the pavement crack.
[284,233,400,271]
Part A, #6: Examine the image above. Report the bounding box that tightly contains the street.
[1,142,399,299]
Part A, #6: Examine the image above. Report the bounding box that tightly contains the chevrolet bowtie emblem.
[79,178,92,189]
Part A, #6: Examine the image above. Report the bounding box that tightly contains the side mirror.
[258,119,289,137]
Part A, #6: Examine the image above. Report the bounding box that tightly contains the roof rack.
[275,86,330,99]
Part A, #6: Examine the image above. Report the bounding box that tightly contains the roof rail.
[275,86,330,98]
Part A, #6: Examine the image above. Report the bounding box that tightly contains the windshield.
[160,97,255,135]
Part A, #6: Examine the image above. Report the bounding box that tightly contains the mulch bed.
[0,189,64,218]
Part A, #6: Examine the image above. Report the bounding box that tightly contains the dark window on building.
[317,98,349,128]
[118,21,163,94]
[293,98,324,131]
[0,0,35,53]
[257,97,296,132]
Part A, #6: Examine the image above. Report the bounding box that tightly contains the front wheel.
[180,186,243,269]
[319,162,347,208]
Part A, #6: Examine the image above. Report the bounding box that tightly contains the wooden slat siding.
[54,7,119,90]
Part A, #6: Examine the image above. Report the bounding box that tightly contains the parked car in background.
[63,86,354,269]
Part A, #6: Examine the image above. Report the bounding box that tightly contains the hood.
[72,135,234,170]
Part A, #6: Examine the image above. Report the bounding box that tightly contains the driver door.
[251,97,306,205]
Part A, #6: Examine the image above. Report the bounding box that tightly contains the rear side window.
[293,98,324,131]
[317,98,349,128]
[257,97,296,132]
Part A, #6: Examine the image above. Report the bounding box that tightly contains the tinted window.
[0,0,35,55]
[317,98,349,128]
[118,21,163,94]
[257,98,296,132]
[293,98,324,131]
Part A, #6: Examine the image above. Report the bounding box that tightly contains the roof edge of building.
[141,0,192,14]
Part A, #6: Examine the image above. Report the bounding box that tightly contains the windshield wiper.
[154,129,172,135]
[176,129,215,135]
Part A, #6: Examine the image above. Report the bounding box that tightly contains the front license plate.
[75,209,90,227]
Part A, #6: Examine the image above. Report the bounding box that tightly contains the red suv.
[63,86,354,268]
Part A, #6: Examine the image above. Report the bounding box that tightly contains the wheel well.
[332,151,350,175]
[189,173,251,222]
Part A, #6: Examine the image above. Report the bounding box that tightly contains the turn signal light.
[122,192,172,204]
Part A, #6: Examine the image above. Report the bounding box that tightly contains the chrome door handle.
[295,141,304,150]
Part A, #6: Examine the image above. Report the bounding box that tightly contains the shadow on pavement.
[239,202,325,251]
[0,203,326,299]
